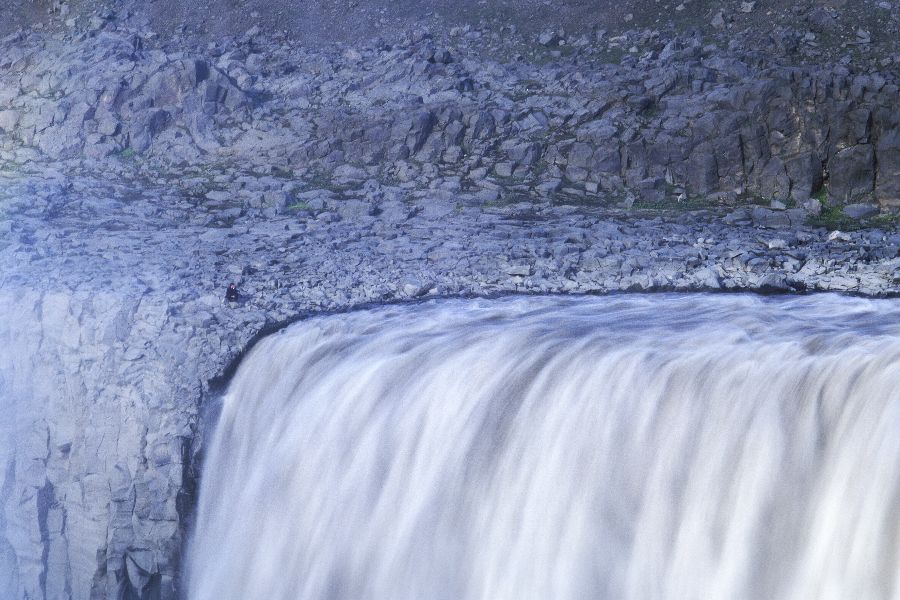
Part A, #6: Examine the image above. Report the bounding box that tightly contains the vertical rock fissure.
[0,454,18,597]
[174,427,199,600]
[36,479,55,599]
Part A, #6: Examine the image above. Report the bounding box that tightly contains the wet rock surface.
[1,5,900,600]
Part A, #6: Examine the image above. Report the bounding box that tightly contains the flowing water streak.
[188,294,900,600]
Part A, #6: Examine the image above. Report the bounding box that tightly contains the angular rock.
[842,203,879,219]
[408,111,437,154]
[828,145,875,204]
[785,152,824,202]
[875,130,900,207]
[686,143,719,194]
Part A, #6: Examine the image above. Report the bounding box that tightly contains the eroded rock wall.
[2,26,900,212]
[0,289,200,599]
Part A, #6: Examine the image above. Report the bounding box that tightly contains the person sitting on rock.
[225,283,239,302]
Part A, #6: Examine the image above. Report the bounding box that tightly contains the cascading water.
[188,294,900,600]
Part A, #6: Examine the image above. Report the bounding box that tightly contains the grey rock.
[842,203,879,219]
[408,110,437,154]
[1,20,900,600]
[401,278,433,297]
[785,152,824,202]
[829,145,875,203]
[538,31,562,47]
[711,11,727,29]
[875,130,900,207]
[471,111,496,140]
[505,263,532,277]
[686,143,718,193]
[751,207,792,228]
[801,198,823,215]
[0,110,19,133]
[755,273,789,291]
[568,143,593,169]
[757,158,791,201]
[494,162,516,178]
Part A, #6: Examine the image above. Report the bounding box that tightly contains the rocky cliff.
[3,13,900,212]
[1,3,899,599]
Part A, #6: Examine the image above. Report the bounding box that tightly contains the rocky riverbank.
[2,6,900,600]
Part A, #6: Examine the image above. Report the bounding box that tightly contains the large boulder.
[757,157,791,201]
[828,144,875,204]
[875,129,900,207]
[685,142,718,194]
[407,110,437,155]
[785,151,824,201]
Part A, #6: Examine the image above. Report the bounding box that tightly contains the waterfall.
[188,294,900,600]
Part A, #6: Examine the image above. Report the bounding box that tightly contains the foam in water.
[188,294,900,600]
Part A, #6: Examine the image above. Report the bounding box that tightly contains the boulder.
[685,142,718,193]
[842,203,879,219]
[757,158,791,201]
[828,145,875,204]
[591,147,622,174]
[875,129,900,207]
[471,111,496,140]
[538,30,562,47]
[507,142,542,166]
[567,142,593,169]
[752,207,792,228]
[406,110,437,155]
[785,152,824,201]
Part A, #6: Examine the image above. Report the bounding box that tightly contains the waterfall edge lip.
[186,287,900,510]
[203,285,900,402]
[185,291,900,600]
[194,286,900,443]
[186,286,900,513]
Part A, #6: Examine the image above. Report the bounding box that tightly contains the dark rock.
[712,134,744,188]
[752,207,792,228]
[538,30,562,47]
[828,145,875,204]
[685,142,718,193]
[471,111,495,140]
[408,110,437,154]
[567,142,593,169]
[806,7,838,33]
[842,203,879,219]
[508,142,543,166]
[785,152,824,201]
[591,147,622,174]
[756,273,790,292]
[875,129,900,207]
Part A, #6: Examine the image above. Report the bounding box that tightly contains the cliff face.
[3,21,900,212]
[7,0,900,63]
[0,289,200,599]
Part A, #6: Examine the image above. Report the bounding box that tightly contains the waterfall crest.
[188,295,900,600]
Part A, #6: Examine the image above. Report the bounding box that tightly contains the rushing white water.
[188,294,900,600]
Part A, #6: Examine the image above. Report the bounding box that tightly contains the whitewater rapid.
[188,294,900,600]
